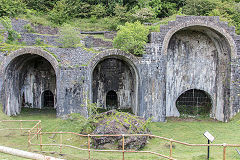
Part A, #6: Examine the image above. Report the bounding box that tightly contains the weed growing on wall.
[113,21,149,55]
[0,16,21,43]
[57,24,82,48]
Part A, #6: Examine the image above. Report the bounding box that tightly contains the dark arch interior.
[3,54,56,115]
[42,90,54,108]
[176,89,212,116]
[92,58,136,113]
[106,90,118,110]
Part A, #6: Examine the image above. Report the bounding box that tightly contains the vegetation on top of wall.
[57,24,82,48]
[0,42,26,55]
[0,0,238,33]
[113,21,149,55]
[0,17,21,43]
[0,0,239,56]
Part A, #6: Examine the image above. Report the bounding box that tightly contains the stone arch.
[1,47,59,73]
[89,49,140,115]
[1,47,58,115]
[175,89,213,116]
[164,20,234,121]
[161,19,237,59]
[89,49,140,71]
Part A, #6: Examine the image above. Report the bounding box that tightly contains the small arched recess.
[176,89,212,116]
[91,54,139,114]
[41,90,55,108]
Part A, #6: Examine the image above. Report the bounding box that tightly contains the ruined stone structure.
[0,16,240,122]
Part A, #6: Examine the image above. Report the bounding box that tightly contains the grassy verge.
[0,107,240,159]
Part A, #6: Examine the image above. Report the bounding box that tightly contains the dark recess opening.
[42,90,54,108]
[106,90,118,110]
[176,89,212,116]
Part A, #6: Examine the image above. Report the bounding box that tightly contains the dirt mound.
[91,110,150,150]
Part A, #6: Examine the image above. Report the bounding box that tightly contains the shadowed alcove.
[2,54,56,115]
[92,57,137,113]
[176,89,212,116]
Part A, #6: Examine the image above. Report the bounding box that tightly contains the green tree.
[183,0,218,16]
[91,4,107,18]
[48,0,68,25]
[131,7,155,22]
[113,21,149,55]
[23,0,59,12]
[149,0,163,17]
[0,0,26,17]
[209,1,240,34]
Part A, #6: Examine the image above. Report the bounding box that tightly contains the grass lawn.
[0,107,240,160]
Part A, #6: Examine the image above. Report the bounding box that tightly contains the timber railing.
[28,131,240,160]
[0,120,41,134]
[1,120,240,160]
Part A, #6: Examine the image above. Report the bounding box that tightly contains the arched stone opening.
[165,26,231,121]
[2,54,56,115]
[176,89,212,116]
[42,90,55,108]
[92,57,137,113]
[106,90,118,110]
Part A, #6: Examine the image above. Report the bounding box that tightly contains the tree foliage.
[113,21,149,55]
[0,0,239,34]
[0,0,26,17]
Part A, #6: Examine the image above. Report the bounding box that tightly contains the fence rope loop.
[223,143,227,147]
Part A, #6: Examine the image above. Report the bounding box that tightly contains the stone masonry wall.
[0,16,239,122]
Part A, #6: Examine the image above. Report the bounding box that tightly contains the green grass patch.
[0,106,240,159]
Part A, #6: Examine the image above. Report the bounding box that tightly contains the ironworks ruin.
[0,16,240,122]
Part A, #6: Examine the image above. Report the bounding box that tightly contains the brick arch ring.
[88,49,140,74]
[161,21,237,59]
[0,47,59,74]
[88,49,141,115]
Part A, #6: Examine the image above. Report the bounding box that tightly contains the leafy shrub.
[49,0,92,25]
[183,0,217,16]
[23,0,58,12]
[148,0,163,17]
[113,21,149,55]
[48,0,69,25]
[35,38,44,46]
[0,17,21,43]
[66,1,91,18]
[23,23,35,33]
[211,1,240,34]
[114,4,132,22]
[131,7,155,22]
[91,4,107,18]
[104,17,121,31]
[89,16,97,23]
[0,0,26,17]
[57,24,82,48]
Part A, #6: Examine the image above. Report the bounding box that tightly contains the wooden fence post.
[60,133,63,153]
[170,139,173,159]
[88,134,90,160]
[223,143,226,160]
[36,123,39,140]
[20,121,23,134]
[39,122,42,151]
[122,134,125,160]
[28,131,31,151]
